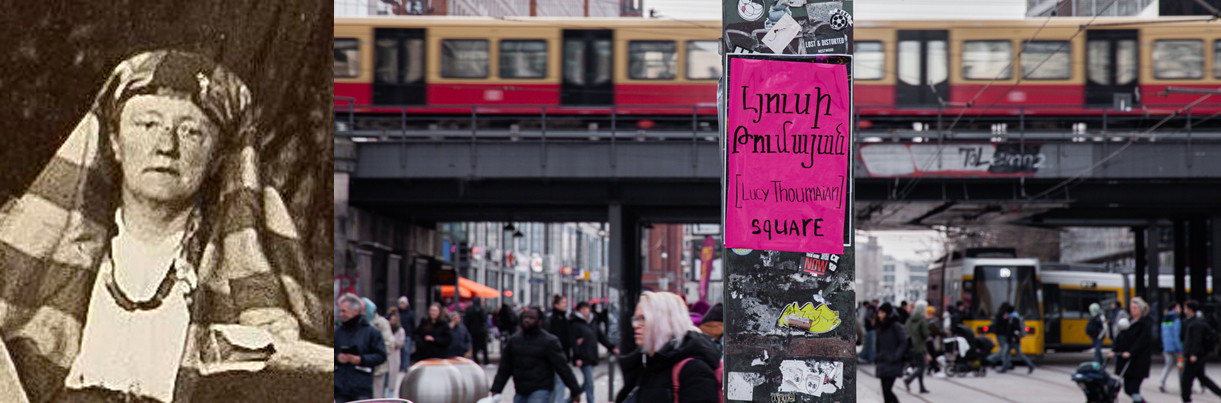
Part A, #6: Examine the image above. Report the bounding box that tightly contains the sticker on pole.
[724,56,849,255]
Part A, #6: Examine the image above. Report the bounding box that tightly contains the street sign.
[724,55,850,255]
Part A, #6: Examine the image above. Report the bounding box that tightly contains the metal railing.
[333,102,1221,143]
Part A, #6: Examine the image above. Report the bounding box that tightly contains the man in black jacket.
[397,296,415,370]
[335,294,387,403]
[491,307,582,403]
[1181,299,1221,402]
[466,298,490,365]
[547,295,573,403]
[571,301,620,403]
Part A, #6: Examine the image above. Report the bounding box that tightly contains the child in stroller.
[1071,359,1122,403]
[943,323,993,377]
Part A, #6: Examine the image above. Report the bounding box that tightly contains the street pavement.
[400,342,1221,403]
[857,352,1221,403]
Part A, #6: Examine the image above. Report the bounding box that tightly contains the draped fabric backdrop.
[0,0,334,342]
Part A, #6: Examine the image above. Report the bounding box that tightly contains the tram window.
[686,40,721,80]
[334,38,359,78]
[1215,41,1221,78]
[628,41,677,80]
[963,40,1012,80]
[1116,39,1137,85]
[1153,40,1204,79]
[1060,289,1112,319]
[1020,41,1070,80]
[856,41,884,80]
[375,38,399,83]
[441,39,489,78]
[1087,40,1110,85]
[500,40,547,79]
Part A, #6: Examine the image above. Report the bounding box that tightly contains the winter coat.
[400,306,416,338]
[491,327,582,397]
[879,317,908,378]
[449,323,472,358]
[1114,315,1153,379]
[627,331,720,403]
[413,317,453,360]
[989,312,1010,342]
[1161,311,1182,353]
[466,302,489,339]
[388,327,406,375]
[499,306,519,335]
[335,316,387,398]
[571,313,616,366]
[905,314,930,355]
[549,307,574,359]
[371,315,394,376]
[1183,314,1215,359]
[875,318,909,378]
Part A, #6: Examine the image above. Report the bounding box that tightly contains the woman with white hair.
[1111,297,1153,403]
[619,292,720,402]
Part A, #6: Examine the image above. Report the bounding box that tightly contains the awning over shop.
[440,276,500,299]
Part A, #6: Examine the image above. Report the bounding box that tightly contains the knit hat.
[701,302,724,323]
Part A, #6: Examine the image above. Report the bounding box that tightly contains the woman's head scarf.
[0,50,328,402]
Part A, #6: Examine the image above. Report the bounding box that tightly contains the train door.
[1042,283,1062,348]
[373,28,426,105]
[895,30,948,108]
[1085,30,1139,108]
[561,30,613,105]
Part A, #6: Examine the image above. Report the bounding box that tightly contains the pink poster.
[724,57,849,255]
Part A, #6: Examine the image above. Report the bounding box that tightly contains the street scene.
[333,0,1221,402]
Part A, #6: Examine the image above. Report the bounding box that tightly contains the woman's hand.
[425,335,435,342]
[1121,352,1130,359]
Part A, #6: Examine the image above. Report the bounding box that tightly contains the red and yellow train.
[334,16,1221,127]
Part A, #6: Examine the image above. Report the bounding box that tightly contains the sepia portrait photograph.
[0,1,334,402]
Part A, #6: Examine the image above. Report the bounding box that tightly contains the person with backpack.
[1159,302,1184,393]
[874,302,908,403]
[1000,305,1036,374]
[620,291,720,403]
[1110,297,1153,403]
[986,302,1012,368]
[1181,299,1221,402]
[1086,302,1109,364]
[902,300,931,393]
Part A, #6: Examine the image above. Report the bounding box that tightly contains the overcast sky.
[647,0,1027,20]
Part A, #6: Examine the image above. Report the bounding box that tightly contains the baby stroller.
[943,323,991,377]
[1071,359,1123,403]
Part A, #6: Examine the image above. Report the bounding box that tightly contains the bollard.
[446,357,490,403]
[400,358,463,403]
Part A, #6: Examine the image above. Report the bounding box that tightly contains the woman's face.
[1129,301,1141,318]
[428,305,441,321]
[632,304,646,347]
[112,94,219,206]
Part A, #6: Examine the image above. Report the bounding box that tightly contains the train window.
[334,38,359,78]
[1215,41,1221,78]
[628,41,677,80]
[441,39,489,78]
[686,41,721,80]
[855,41,884,80]
[1020,41,1070,80]
[500,40,547,79]
[1153,40,1204,79]
[962,40,1012,80]
[1116,40,1137,85]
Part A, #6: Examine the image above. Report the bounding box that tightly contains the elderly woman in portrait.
[0,50,330,403]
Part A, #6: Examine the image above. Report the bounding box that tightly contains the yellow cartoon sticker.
[777,300,841,334]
